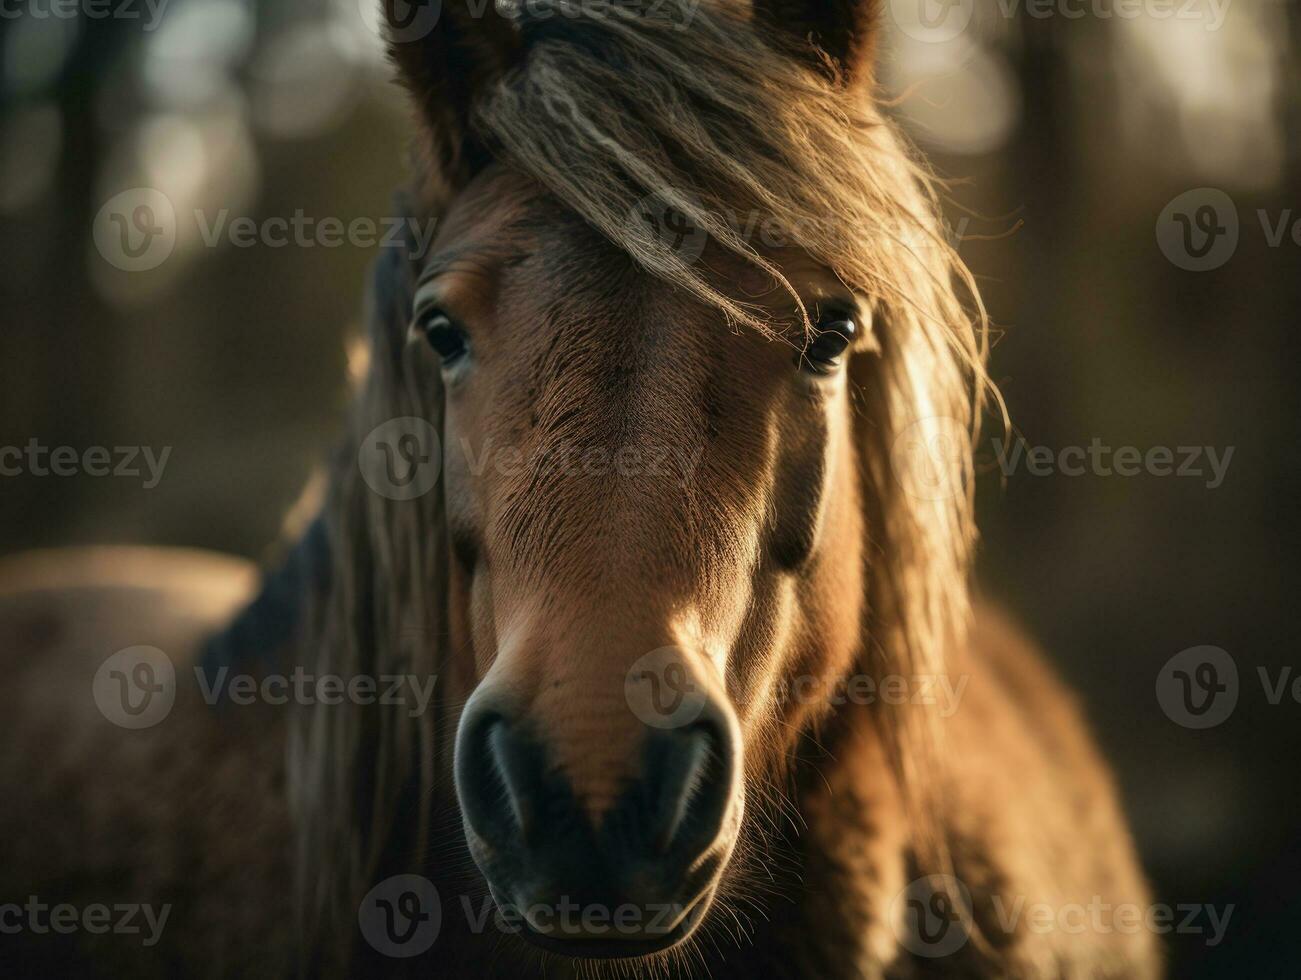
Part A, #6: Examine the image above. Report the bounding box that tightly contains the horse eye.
[800,315,856,374]
[419,309,469,366]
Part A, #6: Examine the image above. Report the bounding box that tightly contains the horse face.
[428,167,870,957]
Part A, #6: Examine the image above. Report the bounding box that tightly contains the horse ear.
[751,0,881,85]
[383,0,522,188]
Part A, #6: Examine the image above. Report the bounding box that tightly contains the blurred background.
[0,0,1296,974]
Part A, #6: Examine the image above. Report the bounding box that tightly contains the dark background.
[1,1,1297,974]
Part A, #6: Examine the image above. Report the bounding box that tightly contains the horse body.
[3,2,1158,976]
[0,549,290,979]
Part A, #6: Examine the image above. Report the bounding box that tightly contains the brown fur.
[1,2,1157,977]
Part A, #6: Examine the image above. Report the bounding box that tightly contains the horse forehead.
[496,229,720,417]
[438,171,749,428]
[502,284,717,443]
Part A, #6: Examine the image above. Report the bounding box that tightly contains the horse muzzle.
[454,684,741,958]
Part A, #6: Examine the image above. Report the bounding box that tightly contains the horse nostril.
[487,721,533,838]
[645,716,734,858]
[455,705,540,847]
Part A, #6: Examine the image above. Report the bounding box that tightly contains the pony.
[0,1,1159,976]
